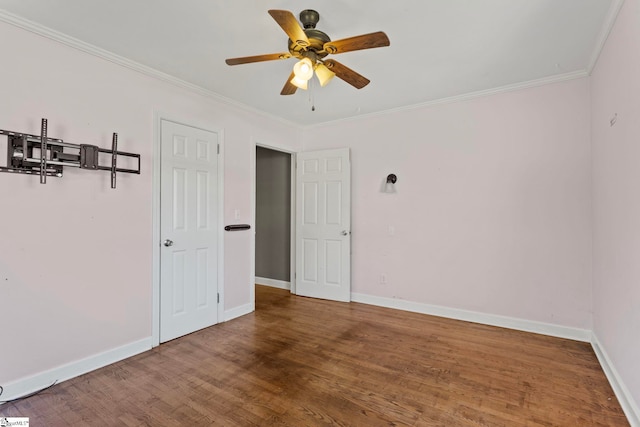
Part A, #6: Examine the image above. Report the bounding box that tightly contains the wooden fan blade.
[281,72,298,95]
[225,53,291,66]
[323,31,390,55]
[268,10,310,49]
[324,60,370,89]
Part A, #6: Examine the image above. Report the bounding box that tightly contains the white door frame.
[251,140,297,304]
[151,112,225,347]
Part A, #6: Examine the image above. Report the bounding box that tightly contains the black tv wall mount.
[0,118,140,188]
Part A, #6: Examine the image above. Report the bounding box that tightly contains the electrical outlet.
[380,274,387,285]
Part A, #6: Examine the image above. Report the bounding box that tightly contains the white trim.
[256,277,291,290]
[0,338,151,405]
[0,8,598,131]
[290,153,297,295]
[351,293,591,342]
[0,9,298,130]
[151,112,225,347]
[224,303,253,322]
[217,132,226,325]
[307,70,588,129]
[151,114,162,347]
[587,0,625,74]
[250,139,257,314]
[252,142,297,299]
[592,333,640,427]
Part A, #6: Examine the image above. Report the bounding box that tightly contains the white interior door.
[160,120,219,342]
[296,148,351,302]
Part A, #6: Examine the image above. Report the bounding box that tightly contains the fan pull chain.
[309,77,316,112]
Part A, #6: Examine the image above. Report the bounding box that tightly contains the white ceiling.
[0,0,619,126]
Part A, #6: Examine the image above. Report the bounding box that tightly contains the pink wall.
[2,3,638,415]
[0,21,301,384]
[304,78,593,329]
[591,0,640,410]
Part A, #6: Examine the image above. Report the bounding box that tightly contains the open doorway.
[255,146,293,295]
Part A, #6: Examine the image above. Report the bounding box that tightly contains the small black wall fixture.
[0,117,141,189]
[386,173,397,184]
[224,224,251,231]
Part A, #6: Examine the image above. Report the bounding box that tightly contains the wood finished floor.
[2,285,629,426]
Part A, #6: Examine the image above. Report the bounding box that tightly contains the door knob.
[163,239,174,247]
[341,230,350,236]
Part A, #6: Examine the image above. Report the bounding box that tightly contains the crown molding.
[587,0,625,74]
[306,69,589,129]
[0,5,615,130]
[0,8,302,130]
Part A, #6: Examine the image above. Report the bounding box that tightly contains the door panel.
[160,120,219,342]
[296,148,351,302]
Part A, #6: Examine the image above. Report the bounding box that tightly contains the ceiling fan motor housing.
[300,9,320,28]
[288,10,331,59]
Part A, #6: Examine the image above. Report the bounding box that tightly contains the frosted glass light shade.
[290,75,309,90]
[315,64,335,87]
[293,58,314,81]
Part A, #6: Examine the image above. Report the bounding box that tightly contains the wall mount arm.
[0,118,140,189]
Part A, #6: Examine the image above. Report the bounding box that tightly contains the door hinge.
[217,293,220,304]
[217,144,220,154]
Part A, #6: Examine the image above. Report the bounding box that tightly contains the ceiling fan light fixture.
[315,63,335,87]
[293,57,314,81]
[290,75,309,90]
[225,10,390,96]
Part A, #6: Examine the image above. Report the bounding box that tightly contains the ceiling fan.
[225,9,390,95]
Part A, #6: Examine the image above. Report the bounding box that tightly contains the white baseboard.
[255,277,291,290]
[592,334,640,427]
[351,293,591,342]
[1,303,255,404]
[1,337,152,405]
[224,302,253,322]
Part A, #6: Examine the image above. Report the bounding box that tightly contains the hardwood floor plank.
[1,285,629,426]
